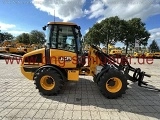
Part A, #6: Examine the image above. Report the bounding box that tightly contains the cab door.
[49,25,78,68]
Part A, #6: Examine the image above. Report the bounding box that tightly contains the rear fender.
[33,65,66,81]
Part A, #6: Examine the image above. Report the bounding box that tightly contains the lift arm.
[91,45,160,91]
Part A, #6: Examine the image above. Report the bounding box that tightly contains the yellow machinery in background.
[109,49,122,56]
[0,45,7,53]
[144,52,154,58]
[0,40,12,53]
[0,40,22,54]
[133,52,154,58]
[153,52,160,58]
[16,44,35,54]
[102,45,122,57]
[21,44,42,53]
[0,40,40,55]
[0,47,6,53]
[133,52,142,58]
[20,22,157,99]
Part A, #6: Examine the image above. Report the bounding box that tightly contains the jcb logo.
[59,56,72,62]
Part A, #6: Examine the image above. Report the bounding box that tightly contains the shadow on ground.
[41,77,160,119]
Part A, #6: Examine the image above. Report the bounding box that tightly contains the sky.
[0,0,160,48]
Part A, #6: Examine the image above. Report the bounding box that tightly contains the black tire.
[93,74,98,83]
[98,68,127,99]
[34,67,64,95]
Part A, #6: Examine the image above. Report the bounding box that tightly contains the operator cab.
[43,22,85,67]
[43,22,82,54]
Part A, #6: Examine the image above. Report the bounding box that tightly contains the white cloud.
[7,30,29,36]
[85,0,160,22]
[149,28,160,40]
[84,0,105,19]
[32,0,160,23]
[85,29,89,34]
[0,21,29,36]
[32,0,86,22]
[0,22,16,31]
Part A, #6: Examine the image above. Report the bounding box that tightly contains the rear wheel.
[98,68,127,99]
[34,67,64,95]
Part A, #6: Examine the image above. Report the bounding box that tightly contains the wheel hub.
[106,77,122,93]
[46,78,54,84]
[40,75,55,90]
[108,79,116,86]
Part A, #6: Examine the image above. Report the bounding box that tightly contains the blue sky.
[0,0,160,47]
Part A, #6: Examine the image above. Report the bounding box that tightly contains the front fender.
[94,65,111,83]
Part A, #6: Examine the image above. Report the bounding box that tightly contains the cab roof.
[47,22,77,26]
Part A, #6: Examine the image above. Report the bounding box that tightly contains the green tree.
[100,16,122,53]
[149,40,160,52]
[16,33,30,44]
[29,30,46,44]
[84,16,122,54]
[1,32,14,40]
[84,25,101,46]
[0,33,4,42]
[120,18,150,54]
[84,17,150,54]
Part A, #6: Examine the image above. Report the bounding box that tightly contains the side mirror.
[78,26,81,30]
[79,33,82,37]
[42,26,46,31]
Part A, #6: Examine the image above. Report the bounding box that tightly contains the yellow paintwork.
[15,43,25,47]
[20,67,35,80]
[1,40,39,54]
[144,52,154,58]
[101,47,122,55]
[22,48,46,64]
[68,70,79,81]
[21,48,80,81]
[8,47,18,53]
[26,48,35,53]
[87,47,101,76]
[0,40,12,47]
[133,52,142,58]
[50,49,77,68]
[106,77,122,93]
[0,47,7,53]
[109,49,122,55]
[40,75,55,90]
[17,47,35,54]
[20,22,106,83]
[16,43,40,54]
[154,52,160,58]
[21,46,103,81]
[20,48,46,80]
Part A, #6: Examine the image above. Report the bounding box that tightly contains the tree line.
[84,16,151,54]
[149,40,160,52]
[0,18,159,53]
[0,30,46,45]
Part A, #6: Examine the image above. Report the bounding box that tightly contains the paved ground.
[0,58,160,120]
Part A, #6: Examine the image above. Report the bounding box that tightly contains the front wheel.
[98,68,127,99]
[34,67,64,95]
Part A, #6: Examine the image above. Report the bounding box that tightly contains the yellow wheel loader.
[20,22,158,99]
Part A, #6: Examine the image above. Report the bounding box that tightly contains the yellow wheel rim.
[106,77,122,93]
[40,75,55,90]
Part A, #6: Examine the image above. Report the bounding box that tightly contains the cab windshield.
[45,24,82,53]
